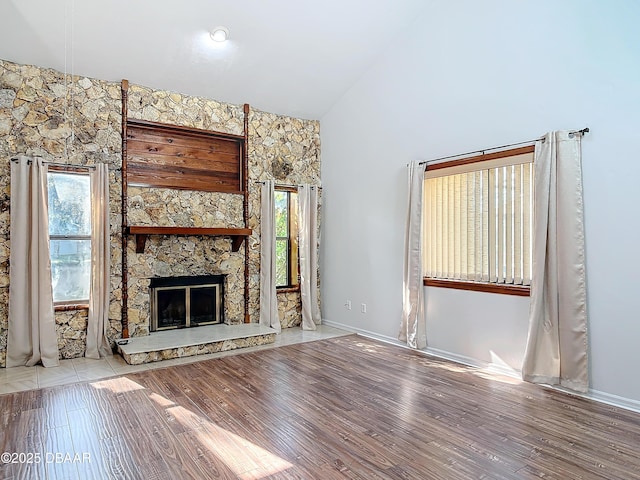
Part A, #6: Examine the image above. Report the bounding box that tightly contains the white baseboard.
[321,319,406,348]
[322,319,516,374]
[321,318,640,414]
[584,389,640,413]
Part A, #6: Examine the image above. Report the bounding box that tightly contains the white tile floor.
[0,325,352,395]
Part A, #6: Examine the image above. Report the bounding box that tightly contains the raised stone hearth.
[117,323,276,365]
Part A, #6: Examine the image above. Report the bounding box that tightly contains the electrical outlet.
[345,300,352,310]
[361,303,367,313]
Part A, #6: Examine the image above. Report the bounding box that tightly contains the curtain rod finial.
[569,127,590,138]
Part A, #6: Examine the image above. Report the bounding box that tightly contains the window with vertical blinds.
[423,146,534,290]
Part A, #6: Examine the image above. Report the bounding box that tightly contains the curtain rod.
[10,157,120,171]
[254,181,322,189]
[418,127,590,166]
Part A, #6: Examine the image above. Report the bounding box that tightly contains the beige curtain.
[298,185,321,330]
[7,156,59,367]
[259,181,281,332]
[86,164,111,359]
[399,161,426,349]
[522,131,589,392]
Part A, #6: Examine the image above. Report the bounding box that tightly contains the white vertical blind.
[505,166,514,284]
[481,170,489,282]
[423,152,533,285]
[489,168,497,283]
[514,165,523,284]
[453,174,461,279]
[459,174,468,280]
[438,177,445,277]
[522,162,532,285]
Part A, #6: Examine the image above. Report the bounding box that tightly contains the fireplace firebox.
[150,275,225,331]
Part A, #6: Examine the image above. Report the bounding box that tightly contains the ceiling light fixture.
[210,26,230,43]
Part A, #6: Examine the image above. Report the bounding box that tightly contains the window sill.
[423,278,530,297]
[277,286,300,294]
[54,304,89,312]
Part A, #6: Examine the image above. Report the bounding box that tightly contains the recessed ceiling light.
[210,26,230,43]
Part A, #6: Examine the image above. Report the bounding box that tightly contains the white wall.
[320,0,640,404]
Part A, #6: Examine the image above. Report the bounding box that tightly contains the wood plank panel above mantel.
[126,226,252,253]
[125,119,244,193]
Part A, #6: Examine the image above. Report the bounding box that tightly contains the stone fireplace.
[150,275,225,331]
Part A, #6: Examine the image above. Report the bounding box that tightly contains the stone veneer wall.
[246,109,321,323]
[0,60,123,364]
[125,85,246,334]
[0,58,321,366]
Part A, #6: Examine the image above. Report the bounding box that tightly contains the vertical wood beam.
[243,103,250,323]
[121,79,130,338]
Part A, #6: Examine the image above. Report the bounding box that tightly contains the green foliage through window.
[274,189,299,288]
[48,172,92,303]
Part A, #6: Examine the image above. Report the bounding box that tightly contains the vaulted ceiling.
[0,0,427,119]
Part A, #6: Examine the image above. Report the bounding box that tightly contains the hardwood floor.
[1,335,640,479]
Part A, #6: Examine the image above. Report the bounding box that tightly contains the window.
[423,146,533,294]
[274,188,299,289]
[47,171,92,304]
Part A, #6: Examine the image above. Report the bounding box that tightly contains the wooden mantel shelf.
[126,226,252,253]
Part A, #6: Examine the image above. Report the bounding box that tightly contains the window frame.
[423,146,533,297]
[274,187,300,291]
[47,167,92,308]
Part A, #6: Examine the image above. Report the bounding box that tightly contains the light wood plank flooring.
[1,335,640,479]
